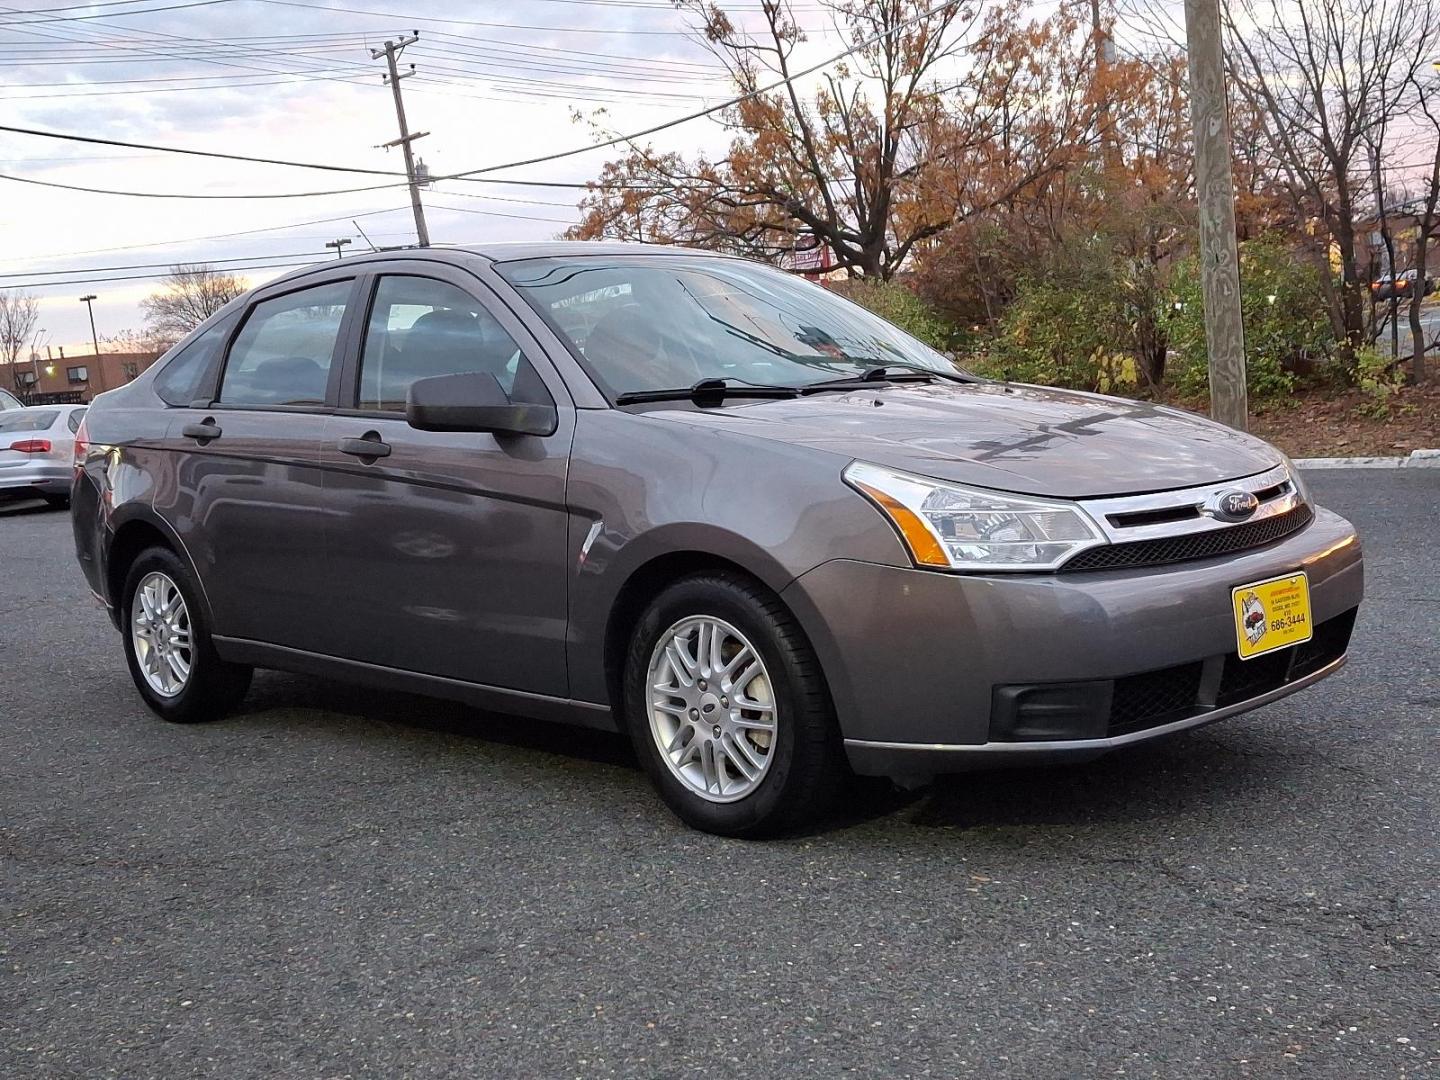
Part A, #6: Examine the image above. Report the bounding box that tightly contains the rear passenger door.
[316,266,574,696]
[162,275,361,651]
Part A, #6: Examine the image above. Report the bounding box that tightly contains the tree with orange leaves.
[568,0,1098,280]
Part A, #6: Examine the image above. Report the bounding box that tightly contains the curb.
[1295,449,1440,470]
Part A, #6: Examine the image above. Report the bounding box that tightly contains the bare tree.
[1220,0,1440,355]
[140,264,246,342]
[0,290,41,393]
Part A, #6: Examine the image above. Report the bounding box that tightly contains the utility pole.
[79,293,105,394]
[1183,0,1247,430]
[325,238,353,258]
[371,32,430,247]
[1089,0,1121,175]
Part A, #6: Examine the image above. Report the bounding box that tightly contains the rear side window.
[68,408,86,433]
[154,318,233,406]
[0,410,58,432]
[219,281,351,407]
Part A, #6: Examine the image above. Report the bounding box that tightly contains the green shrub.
[835,278,957,352]
[1165,235,1332,402]
[977,240,1149,393]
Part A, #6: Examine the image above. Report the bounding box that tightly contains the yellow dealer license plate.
[1232,572,1313,660]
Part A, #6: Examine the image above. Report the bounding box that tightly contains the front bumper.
[780,506,1363,777]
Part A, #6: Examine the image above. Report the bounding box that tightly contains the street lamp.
[27,328,46,397]
[78,294,104,394]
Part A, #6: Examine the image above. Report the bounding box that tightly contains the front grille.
[1062,504,1314,572]
[1110,661,1204,736]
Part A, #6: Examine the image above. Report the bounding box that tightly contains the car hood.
[646,381,1283,498]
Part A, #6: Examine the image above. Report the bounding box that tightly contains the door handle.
[181,419,222,442]
[338,434,391,460]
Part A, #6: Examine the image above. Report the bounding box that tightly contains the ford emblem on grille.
[1208,489,1260,523]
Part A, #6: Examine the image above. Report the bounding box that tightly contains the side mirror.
[405,371,557,436]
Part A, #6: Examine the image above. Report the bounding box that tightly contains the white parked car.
[0,404,87,509]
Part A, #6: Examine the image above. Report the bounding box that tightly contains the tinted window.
[356,276,550,411]
[220,281,350,407]
[0,410,57,432]
[154,317,233,406]
[498,256,963,398]
[68,408,86,433]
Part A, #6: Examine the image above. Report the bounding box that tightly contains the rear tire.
[42,494,68,510]
[120,547,252,723]
[622,573,844,838]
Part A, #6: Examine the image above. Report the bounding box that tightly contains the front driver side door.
[316,267,574,697]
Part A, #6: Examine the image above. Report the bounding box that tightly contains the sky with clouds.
[0,0,866,352]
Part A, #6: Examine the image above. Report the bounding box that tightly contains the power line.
[21,204,416,261]
[1,259,331,291]
[254,0,831,37]
[0,251,330,279]
[0,0,235,25]
[3,0,974,201]
[0,169,404,199]
[0,123,669,190]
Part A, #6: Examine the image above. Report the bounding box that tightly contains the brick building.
[5,349,164,404]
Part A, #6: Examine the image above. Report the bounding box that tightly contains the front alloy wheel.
[623,573,844,837]
[647,616,777,802]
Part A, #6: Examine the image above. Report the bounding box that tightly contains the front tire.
[622,573,844,838]
[120,547,252,723]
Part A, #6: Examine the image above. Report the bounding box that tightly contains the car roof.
[262,241,734,290]
[20,403,83,412]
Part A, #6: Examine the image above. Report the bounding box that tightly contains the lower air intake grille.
[1062,504,1314,573]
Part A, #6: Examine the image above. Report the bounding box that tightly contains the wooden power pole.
[371,33,431,248]
[1183,0,1248,430]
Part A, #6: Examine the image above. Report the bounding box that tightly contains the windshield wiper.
[798,364,970,394]
[614,377,801,406]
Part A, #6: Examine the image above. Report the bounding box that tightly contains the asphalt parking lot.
[2,470,1436,1079]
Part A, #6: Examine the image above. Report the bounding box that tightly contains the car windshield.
[497,255,965,398]
[0,410,57,432]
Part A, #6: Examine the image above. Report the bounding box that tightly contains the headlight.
[844,461,1105,571]
[1279,454,1312,505]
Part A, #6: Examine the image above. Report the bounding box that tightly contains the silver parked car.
[72,244,1363,836]
[1,404,87,509]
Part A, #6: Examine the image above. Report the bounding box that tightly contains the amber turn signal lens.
[849,480,950,567]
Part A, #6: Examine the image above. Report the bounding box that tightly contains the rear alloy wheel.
[121,547,252,723]
[623,573,844,837]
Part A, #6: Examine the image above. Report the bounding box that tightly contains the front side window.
[0,388,22,410]
[154,316,234,406]
[219,280,351,407]
[356,276,549,411]
[498,256,963,398]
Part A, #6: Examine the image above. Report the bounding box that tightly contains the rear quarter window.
[154,317,234,406]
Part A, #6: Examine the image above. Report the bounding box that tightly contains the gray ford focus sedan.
[72,243,1363,836]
